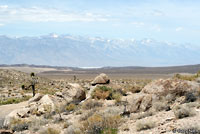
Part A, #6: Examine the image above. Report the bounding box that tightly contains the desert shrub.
[184,92,197,103]
[0,96,31,105]
[134,110,154,120]
[29,118,48,132]
[63,121,72,129]
[82,99,103,110]
[92,86,123,101]
[82,113,121,134]
[124,80,151,94]
[174,73,198,81]
[66,103,77,111]
[125,85,142,93]
[39,127,60,134]
[9,118,30,132]
[136,119,156,131]
[92,86,112,100]
[112,92,122,103]
[80,109,98,121]
[43,104,53,119]
[54,102,67,121]
[64,125,82,134]
[152,101,168,111]
[173,105,196,119]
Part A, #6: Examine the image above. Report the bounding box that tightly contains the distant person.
[30,72,37,97]
[74,75,77,81]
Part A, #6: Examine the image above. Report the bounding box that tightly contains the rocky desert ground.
[0,68,200,134]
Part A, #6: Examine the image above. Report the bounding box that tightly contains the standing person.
[30,72,37,97]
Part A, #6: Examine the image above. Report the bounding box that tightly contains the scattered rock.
[91,73,110,86]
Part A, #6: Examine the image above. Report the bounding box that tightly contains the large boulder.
[142,78,200,96]
[62,83,86,103]
[37,95,55,114]
[3,108,30,127]
[91,73,110,86]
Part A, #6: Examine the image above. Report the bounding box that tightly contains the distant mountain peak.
[0,34,199,67]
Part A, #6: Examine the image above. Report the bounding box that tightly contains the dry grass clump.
[82,99,103,110]
[43,104,53,119]
[9,117,48,132]
[0,95,31,105]
[81,113,121,134]
[91,86,123,102]
[92,86,113,100]
[134,110,154,120]
[39,127,60,134]
[136,119,156,131]
[66,103,77,111]
[174,73,198,81]
[173,105,196,119]
[9,118,30,132]
[124,79,151,93]
[29,118,48,132]
[152,101,169,112]
[64,125,82,134]
[124,84,142,93]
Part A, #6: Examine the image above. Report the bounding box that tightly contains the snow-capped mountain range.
[0,34,199,67]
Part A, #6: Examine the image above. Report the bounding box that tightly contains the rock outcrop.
[122,78,200,113]
[142,78,199,96]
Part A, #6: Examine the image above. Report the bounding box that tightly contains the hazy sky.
[0,0,200,45]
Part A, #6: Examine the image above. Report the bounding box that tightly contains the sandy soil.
[0,101,28,119]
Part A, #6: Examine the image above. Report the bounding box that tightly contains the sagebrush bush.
[92,86,112,100]
[152,101,168,112]
[173,105,196,119]
[134,110,154,120]
[9,118,30,132]
[174,73,198,81]
[39,127,60,134]
[82,113,121,134]
[92,86,123,102]
[29,118,48,132]
[66,103,77,111]
[43,104,53,119]
[82,99,103,110]
[136,119,156,131]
